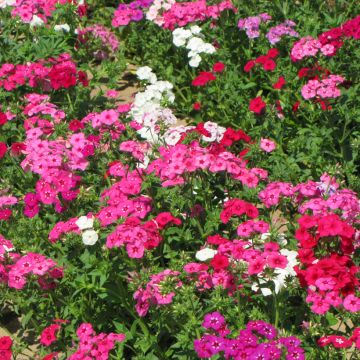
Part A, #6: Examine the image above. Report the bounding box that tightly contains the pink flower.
[40,324,61,346]
[267,254,288,269]
[343,294,360,312]
[126,241,145,258]
[260,138,276,152]
[248,258,265,275]
[315,277,336,291]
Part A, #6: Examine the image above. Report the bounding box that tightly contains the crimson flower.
[249,97,266,114]
[212,62,225,73]
[192,72,216,86]
[210,254,229,270]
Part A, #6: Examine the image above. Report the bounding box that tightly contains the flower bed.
[0,0,359,359]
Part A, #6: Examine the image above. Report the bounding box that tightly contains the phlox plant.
[0,1,360,359]
[116,0,360,192]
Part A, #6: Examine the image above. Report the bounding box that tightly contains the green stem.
[273,292,279,329]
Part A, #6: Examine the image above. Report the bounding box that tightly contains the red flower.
[0,112,7,126]
[10,142,26,156]
[267,48,280,58]
[210,254,229,270]
[255,55,268,65]
[262,59,276,71]
[42,352,59,360]
[0,209,12,221]
[0,336,12,350]
[192,72,216,86]
[249,97,266,114]
[40,324,61,346]
[207,235,229,245]
[155,212,181,228]
[244,60,255,72]
[193,102,201,110]
[0,350,11,360]
[328,335,353,349]
[273,76,286,90]
[77,71,89,87]
[292,101,301,113]
[0,142,7,159]
[195,123,211,137]
[68,119,84,132]
[212,62,225,73]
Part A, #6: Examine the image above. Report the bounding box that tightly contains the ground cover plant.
[0,0,359,359]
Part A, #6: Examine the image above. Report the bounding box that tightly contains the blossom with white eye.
[82,230,99,246]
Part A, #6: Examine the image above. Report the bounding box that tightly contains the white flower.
[82,230,99,246]
[260,232,271,241]
[190,25,202,35]
[0,0,16,8]
[54,24,70,33]
[136,66,157,84]
[252,249,299,296]
[164,129,182,146]
[3,245,14,252]
[202,122,226,142]
[278,233,288,246]
[200,43,216,54]
[172,28,192,47]
[186,37,205,51]
[30,15,44,28]
[76,216,94,231]
[195,248,217,261]
[189,55,201,67]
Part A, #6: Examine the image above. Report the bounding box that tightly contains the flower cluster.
[301,74,344,100]
[130,67,176,142]
[295,214,359,314]
[318,328,360,350]
[8,0,74,25]
[194,313,304,359]
[244,48,280,73]
[68,323,125,360]
[0,53,87,92]
[188,226,298,296]
[134,269,181,316]
[145,0,175,26]
[146,138,262,188]
[172,25,216,67]
[0,243,63,290]
[106,213,181,259]
[77,24,120,52]
[258,174,360,223]
[75,215,98,246]
[191,61,225,87]
[20,94,94,214]
[266,20,298,44]
[158,0,236,30]
[0,336,12,360]
[237,13,272,38]
[291,15,360,61]
[112,0,153,27]
[0,195,17,221]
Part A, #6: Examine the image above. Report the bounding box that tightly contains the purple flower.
[202,311,226,331]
